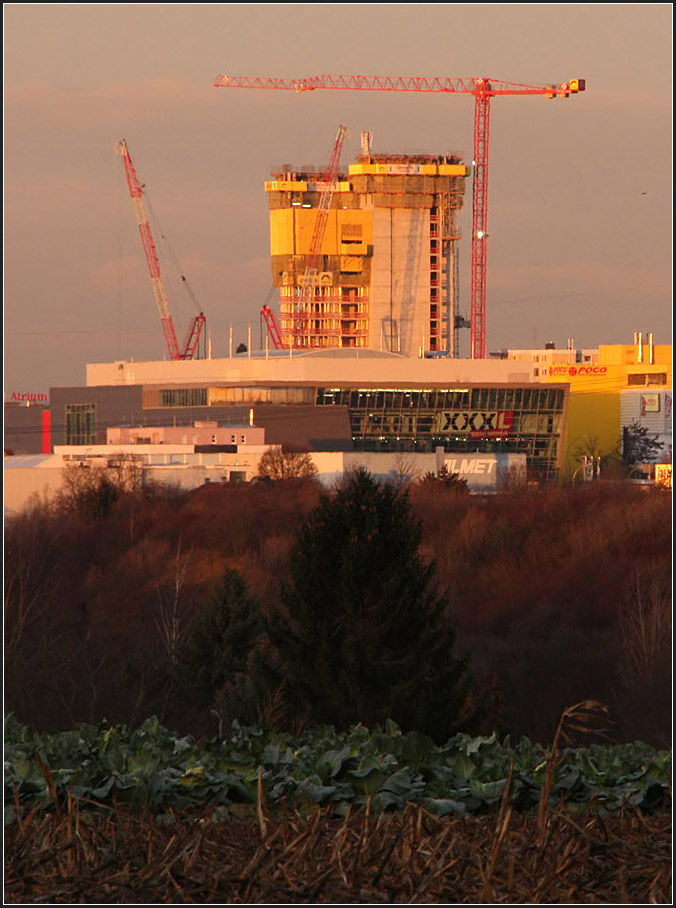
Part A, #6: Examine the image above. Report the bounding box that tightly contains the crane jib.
[214,74,585,359]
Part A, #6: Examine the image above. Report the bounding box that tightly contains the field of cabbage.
[4,713,671,820]
[4,712,672,903]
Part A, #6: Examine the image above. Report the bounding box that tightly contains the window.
[628,373,667,386]
[65,403,96,445]
[159,387,208,407]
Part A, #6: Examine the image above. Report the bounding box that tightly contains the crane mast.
[294,124,347,347]
[115,139,205,361]
[215,74,585,358]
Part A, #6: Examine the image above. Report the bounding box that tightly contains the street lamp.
[563,435,587,481]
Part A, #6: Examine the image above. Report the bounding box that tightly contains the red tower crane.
[214,74,585,359]
[115,139,206,361]
[294,123,347,347]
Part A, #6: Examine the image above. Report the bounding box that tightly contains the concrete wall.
[620,388,672,461]
[86,350,536,388]
[310,451,527,493]
[3,405,50,455]
[3,456,65,515]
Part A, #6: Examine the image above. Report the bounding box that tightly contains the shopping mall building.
[5,336,670,488]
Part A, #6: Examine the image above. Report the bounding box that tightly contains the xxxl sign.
[434,411,514,438]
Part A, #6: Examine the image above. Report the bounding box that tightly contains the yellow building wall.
[598,343,672,375]
[269,208,373,257]
[544,344,672,474]
[269,209,296,256]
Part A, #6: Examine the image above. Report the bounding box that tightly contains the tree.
[419,465,470,494]
[257,445,318,481]
[177,569,263,734]
[56,455,145,520]
[622,421,664,467]
[263,468,478,742]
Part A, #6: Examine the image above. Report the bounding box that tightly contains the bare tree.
[392,451,420,486]
[155,536,194,668]
[154,536,197,722]
[57,455,145,519]
[257,446,318,480]
[4,504,61,660]
[619,564,671,684]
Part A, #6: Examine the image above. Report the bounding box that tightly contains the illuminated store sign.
[433,411,514,437]
[655,465,672,489]
[549,365,608,377]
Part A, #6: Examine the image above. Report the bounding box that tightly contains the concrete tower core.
[265,150,468,357]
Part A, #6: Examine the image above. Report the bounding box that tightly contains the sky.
[4,3,672,395]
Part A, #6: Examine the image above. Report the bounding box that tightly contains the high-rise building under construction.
[265,138,468,356]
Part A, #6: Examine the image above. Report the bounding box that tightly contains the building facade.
[266,151,468,355]
[33,352,566,483]
[510,335,672,475]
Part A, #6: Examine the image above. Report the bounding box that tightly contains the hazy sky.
[4,3,672,394]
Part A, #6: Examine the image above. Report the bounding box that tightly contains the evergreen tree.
[178,569,262,731]
[622,420,664,466]
[264,469,477,742]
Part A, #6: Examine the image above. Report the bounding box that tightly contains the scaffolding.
[266,150,467,356]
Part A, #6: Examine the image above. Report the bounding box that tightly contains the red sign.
[12,391,49,404]
[434,410,514,438]
[549,365,608,377]
[10,391,49,403]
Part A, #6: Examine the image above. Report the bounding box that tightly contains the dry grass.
[5,797,671,904]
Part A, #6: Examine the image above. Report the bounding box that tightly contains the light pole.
[563,435,587,482]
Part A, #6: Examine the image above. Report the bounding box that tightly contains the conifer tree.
[264,469,477,742]
[178,569,262,730]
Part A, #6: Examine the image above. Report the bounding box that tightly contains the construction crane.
[293,123,347,347]
[214,74,585,359]
[115,139,206,360]
[261,304,284,350]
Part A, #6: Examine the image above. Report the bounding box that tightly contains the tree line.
[4,466,671,748]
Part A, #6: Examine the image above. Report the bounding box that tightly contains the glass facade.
[316,386,565,481]
[139,381,566,481]
[65,403,97,445]
[158,388,208,407]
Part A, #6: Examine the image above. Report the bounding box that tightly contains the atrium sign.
[10,391,49,404]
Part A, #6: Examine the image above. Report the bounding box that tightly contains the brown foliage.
[4,479,671,746]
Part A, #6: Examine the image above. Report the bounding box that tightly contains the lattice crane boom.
[294,124,347,346]
[115,139,206,361]
[215,74,585,359]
